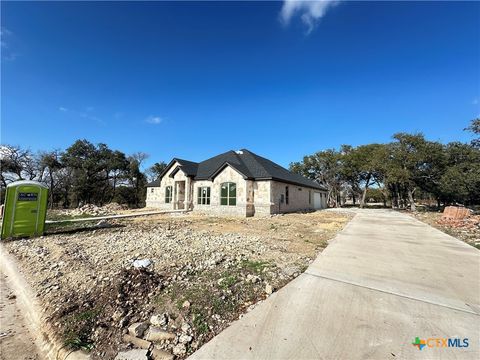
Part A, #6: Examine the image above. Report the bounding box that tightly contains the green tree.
[465,118,480,148]
[439,142,480,205]
[146,161,167,182]
[38,150,63,208]
[290,149,343,207]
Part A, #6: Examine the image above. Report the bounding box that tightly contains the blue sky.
[1,1,479,168]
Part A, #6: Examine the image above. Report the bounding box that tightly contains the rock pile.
[65,202,128,217]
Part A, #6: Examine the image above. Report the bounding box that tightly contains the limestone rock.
[150,313,168,327]
[115,349,148,360]
[150,348,174,360]
[179,334,193,344]
[144,327,175,342]
[122,334,151,350]
[128,322,149,338]
[265,283,273,295]
[173,343,187,356]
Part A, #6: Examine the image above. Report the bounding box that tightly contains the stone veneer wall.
[146,162,186,209]
[252,180,273,216]
[270,181,325,214]
[193,166,248,216]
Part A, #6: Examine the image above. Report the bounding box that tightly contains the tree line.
[0,139,167,208]
[2,120,478,211]
[290,119,480,211]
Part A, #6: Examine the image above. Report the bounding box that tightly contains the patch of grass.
[191,308,209,334]
[62,308,100,352]
[241,260,270,274]
[64,337,95,352]
[218,272,238,290]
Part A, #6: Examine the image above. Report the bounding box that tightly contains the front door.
[175,181,185,209]
[313,192,322,209]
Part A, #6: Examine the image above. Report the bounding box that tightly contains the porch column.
[185,178,190,210]
[173,181,177,210]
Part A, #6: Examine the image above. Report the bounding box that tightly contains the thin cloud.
[280,0,340,34]
[1,27,19,61]
[472,98,479,105]
[1,27,12,48]
[146,116,162,125]
[58,106,105,125]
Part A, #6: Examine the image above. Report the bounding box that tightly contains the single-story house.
[146,149,328,217]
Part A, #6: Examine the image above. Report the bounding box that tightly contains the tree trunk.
[360,175,371,209]
[352,193,356,206]
[49,170,54,209]
[407,187,416,211]
[391,184,399,208]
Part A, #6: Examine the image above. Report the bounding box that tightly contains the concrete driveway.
[190,209,479,360]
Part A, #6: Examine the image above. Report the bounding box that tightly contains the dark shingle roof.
[147,158,199,187]
[173,158,199,176]
[149,149,326,190]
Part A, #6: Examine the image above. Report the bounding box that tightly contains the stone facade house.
[146,149,328,217]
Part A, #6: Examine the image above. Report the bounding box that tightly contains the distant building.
[146,149,328,216]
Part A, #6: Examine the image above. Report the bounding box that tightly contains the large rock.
[150,313,168,327]
[128,322,149,337]
[123,334,151,350]
[132,259,152,269]
[179,334,192,344]
[144,327,175,342]
[151,348,174,360]
[173,343,187,356]
[265,283,273,295]
[115,349,148,360]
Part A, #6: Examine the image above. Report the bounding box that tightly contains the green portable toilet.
[1,180,48,240]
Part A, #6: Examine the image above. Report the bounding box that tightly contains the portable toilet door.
[1,180,48,240]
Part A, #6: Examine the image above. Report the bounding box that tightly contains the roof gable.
[148,149,326,190]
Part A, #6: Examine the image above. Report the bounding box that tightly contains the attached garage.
[313,192,322,209]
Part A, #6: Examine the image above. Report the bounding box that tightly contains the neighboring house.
[146,149,328,217]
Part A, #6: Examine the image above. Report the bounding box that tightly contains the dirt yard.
[0,273,40,360]
[3,210,352,359]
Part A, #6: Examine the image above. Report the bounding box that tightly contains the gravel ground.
[3,210,352,359]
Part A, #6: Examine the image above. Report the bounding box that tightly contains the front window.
[285,186,289,205]
[220,182,236,206]
[197,187,211,205]
[165,186,172,203]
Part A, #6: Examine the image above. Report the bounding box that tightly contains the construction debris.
[442,206,472,220]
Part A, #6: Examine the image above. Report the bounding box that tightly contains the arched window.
[165,186,172,203]
[220,182,236,206]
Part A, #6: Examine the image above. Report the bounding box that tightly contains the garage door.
[313,192,322,209]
